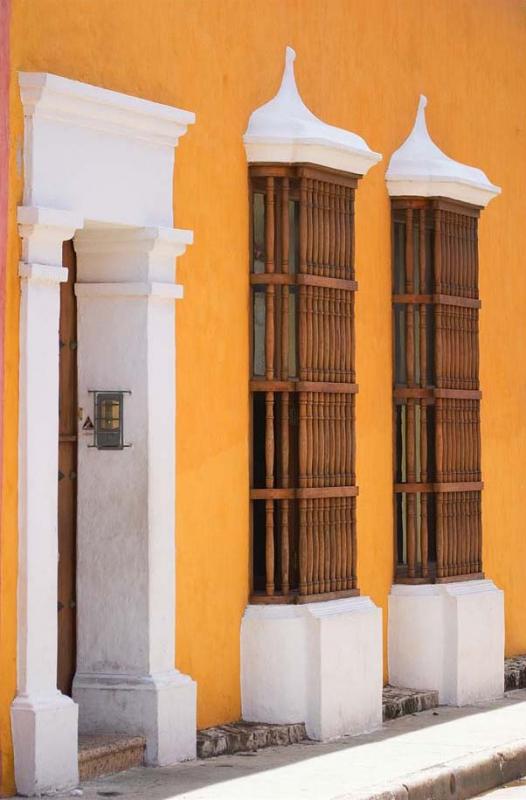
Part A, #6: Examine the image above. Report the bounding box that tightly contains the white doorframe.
[13,71,196,796]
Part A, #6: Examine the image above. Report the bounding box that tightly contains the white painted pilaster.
[72,225,196,764]
[388,580,504,705]
[12,205,83,796]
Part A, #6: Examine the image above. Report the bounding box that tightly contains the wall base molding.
[11,692,79,795]
[73,670,197,765]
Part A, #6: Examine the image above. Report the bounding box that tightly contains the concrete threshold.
[64,689,526,800]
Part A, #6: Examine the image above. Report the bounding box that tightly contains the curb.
[338,739,526,800]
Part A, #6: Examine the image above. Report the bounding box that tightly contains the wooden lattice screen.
[393,198,483,583]
[250,164,359,603]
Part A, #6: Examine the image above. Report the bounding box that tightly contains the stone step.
[383,685,439,720]
[197,687,439,759]
[78,734,146,781]
[197,722,307,759]
[505,655,526,691]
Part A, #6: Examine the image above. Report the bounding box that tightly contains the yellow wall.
[3,0,526,792]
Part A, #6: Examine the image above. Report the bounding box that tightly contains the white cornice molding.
[19,72,195,148]
[74,282,184,300]
[74,225,193,259]
[74,225,192,284]
[18,205,83,230]
[386,95,500,208]
[18,263,69,284]
[244,47,382,176]
[18,205,83,264]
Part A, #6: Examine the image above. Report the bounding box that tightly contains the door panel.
[57,239,77,696]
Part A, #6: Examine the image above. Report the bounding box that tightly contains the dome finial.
[285,46,296,65]
[418,94,427,113]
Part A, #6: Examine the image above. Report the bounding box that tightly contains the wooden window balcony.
[250,165,360,604]
[392,198,484,584]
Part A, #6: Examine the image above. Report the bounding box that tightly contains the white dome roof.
[386,95,500,207]
[244,47,381,176]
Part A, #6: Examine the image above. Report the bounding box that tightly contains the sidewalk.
[70,690,526,800]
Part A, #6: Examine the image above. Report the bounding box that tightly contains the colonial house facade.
[0,0,524,795]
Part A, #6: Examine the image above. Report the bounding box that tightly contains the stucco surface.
[3,0,526,793]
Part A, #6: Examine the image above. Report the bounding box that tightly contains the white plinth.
[11,693,79,796]
[73,670,196,764]
[241,596,383,741]
[388,579,504,705]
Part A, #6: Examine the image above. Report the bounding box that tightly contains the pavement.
[477,778,526,798]
[57,689,526,800]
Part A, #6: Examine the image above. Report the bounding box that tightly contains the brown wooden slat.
[296,273,358,291]
[436,572,484,584]
[393,293,481,309]
[250,380,359,393]
[394,387,482,401]
[394,481,483,494]
[296,588,359,604]
[251,273,294,285]
[249,593,296,605]
[434,388,482,400]
[294,485,359,498]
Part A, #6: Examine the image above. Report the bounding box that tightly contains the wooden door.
[57,240,78,696]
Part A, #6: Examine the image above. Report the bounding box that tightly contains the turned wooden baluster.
[418,209,429,577]
[335,185,342,279]
[323,181,330,278]
[299,392,307,595]
[264,177,275,595]
[312,395,320,593]
[340,185,347,279]
[405,209,417,577]
[306,395,314,593]
[306,287,313,382]
[449,494,456,578]
[350,395,357,587]
[336,397,344,589]
[419,209,428,385]
[306,178,313,272]
[330,394,337,590]
[466,491,473,575]
[280,177,290,595]
[312,180,319,275]
[462,215,468,297]
[462,491,469,575]
[298,176,310,595]
[464,308,470,390]
[434,208,446,578]
[265,393,275,594]
[420,402,429,578]
[320,392,327,590]
[350,190,356,280]
[329,183,336,277]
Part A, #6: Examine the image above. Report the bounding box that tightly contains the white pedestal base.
[11,693,79,796]
[241,596,383,741]
[388,579,504,705]
[73,670,197,764]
